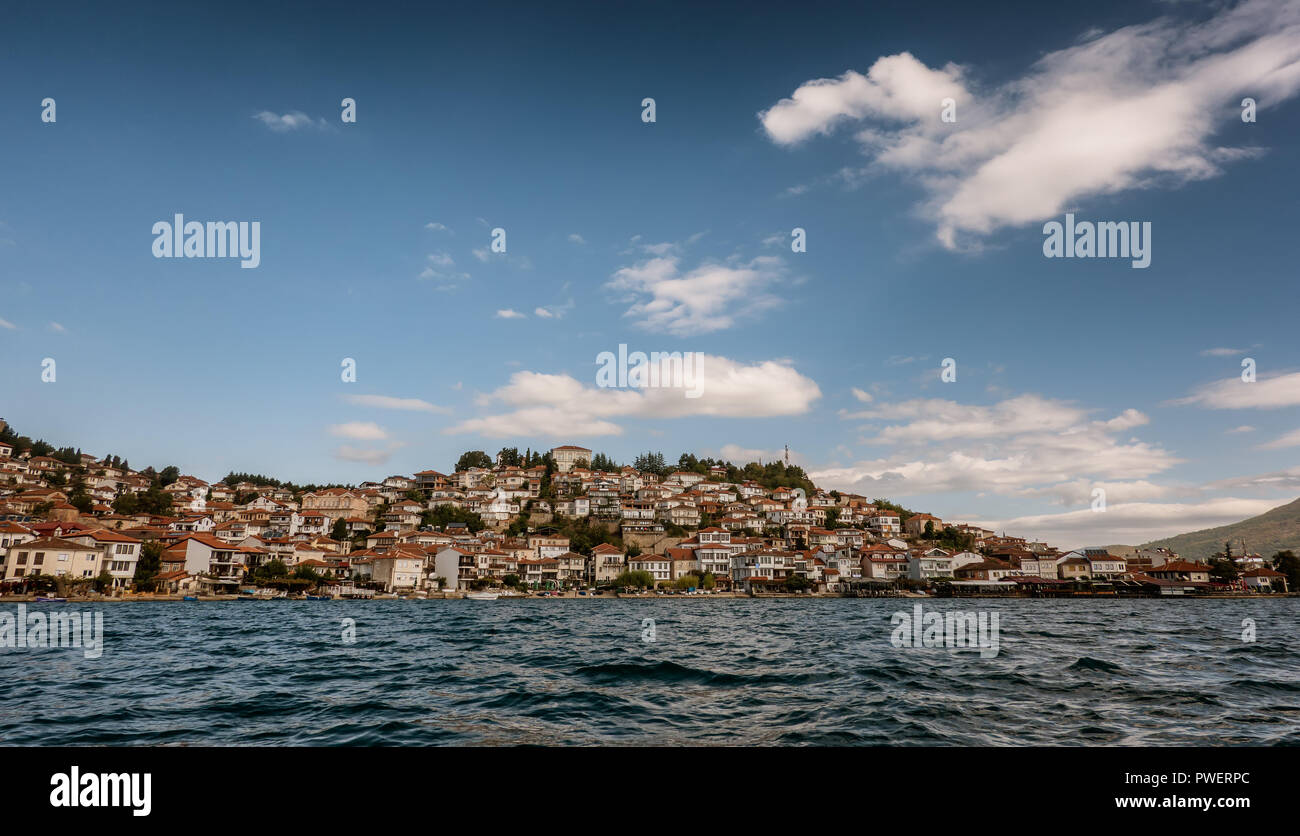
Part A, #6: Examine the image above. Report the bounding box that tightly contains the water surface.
[1,598,1295,745]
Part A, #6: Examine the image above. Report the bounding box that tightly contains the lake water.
[1,598,1296,745]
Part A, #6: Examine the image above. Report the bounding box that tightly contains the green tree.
[936,526,975,552]
[421,505,486,533]
[1272,550,1300,590]
[673,573,701,590]
[134,541,164,588]
[93,570,115,593]
[614,569,654,589]
[455,450,493,472]
[1208,557,1239,584]
[633,451,667,476]
[784,574,812,592]
[253,559,290,582]
[135,485,173,515]
[331,518,348,541]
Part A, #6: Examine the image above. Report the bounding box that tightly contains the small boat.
[34,596,67,602]
[304,594,331,600]
[466,591,499,600]
[182,595,199,602]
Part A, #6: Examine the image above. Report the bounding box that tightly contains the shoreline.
[2,592,1294,603]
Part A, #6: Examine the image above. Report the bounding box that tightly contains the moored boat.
[466,591,499,600]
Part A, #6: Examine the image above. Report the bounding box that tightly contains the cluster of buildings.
[0,438,1291,597]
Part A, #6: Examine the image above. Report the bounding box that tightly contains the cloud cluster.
[446,355,821,438]
[253,110,329,132]
[329,422,388,441]
[818,393,1180,501]
[342,394,450,414]
[973,497,1282,549]
[1175,370,1300,409]
[761,0,1300,247]
[606,255,789,336]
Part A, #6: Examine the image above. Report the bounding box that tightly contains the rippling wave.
[1,598,1295,745]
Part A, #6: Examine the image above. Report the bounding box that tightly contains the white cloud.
[760,0,1300,247]
[1226,425,1256,434]
[418,250,470,283]
[1201,347,1245,356]
[329,422,389,441]
[606,255,788,336]
[1096,408,1149,432]
[850,394,1094,443]
[0,317,17,330]
[342,394,450,414]
[1258,427,1300,449]
[426,222,451,233]
[1203,466,1300,493]
[446,355,821,438]
[1175,370,1300,409]
[48,322,66,333]
[333,445,397,465]
[817,394,1179,500]
[851,387,873,403]
[534,299,574,320]
[760,55,967,145]
[472,248,490,262]
[973,497,1284,548]
[495,309,527,319]
[568,233,586,244]
[253,110,328,132]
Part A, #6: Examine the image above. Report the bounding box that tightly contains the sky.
[2,0,1300,547]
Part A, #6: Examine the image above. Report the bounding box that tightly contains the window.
[33,553,44,565]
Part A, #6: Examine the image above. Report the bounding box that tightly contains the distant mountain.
[1138,497,1300,561]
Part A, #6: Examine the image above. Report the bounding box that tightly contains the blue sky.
[2,0,1300,545]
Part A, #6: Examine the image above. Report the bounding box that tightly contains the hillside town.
[0,424,1293,600]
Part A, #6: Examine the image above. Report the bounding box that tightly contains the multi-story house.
[549,445,592,473]
[590,543,627,584]
[3,536,102,581]
[730,550,797,592]
[908,551,954,581]
[628,553,671,587]
[65,529,141,589]
[528,534,570,560]
[300,488,369,521]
